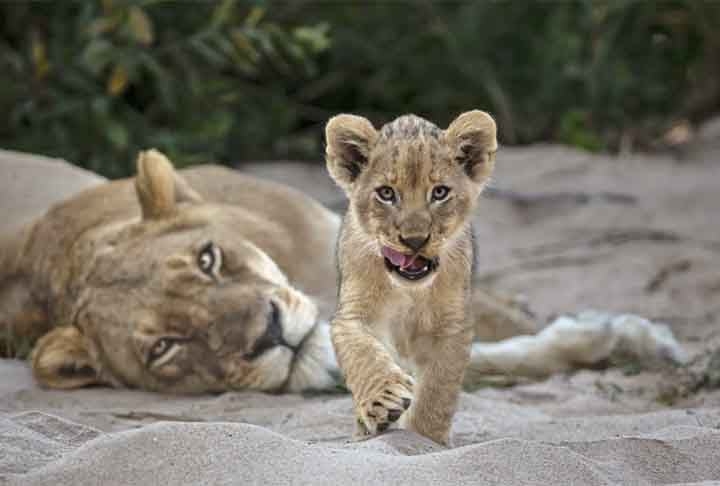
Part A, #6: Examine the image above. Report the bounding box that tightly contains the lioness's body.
[1,153,340,392]
[326,111,499,444]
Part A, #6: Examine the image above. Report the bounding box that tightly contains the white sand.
[2,402,720,485]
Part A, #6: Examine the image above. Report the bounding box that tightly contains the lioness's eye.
[198,241,223,277]
[148,338,174,363]
[431,185,451,202]
[375,186,397,204]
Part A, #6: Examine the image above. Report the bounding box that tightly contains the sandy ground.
[2,139,720,485]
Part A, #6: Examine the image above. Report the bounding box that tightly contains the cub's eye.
[431,185,451,202]
[375,186,397,204]
[198,241,223,277]
[148,338,175,365]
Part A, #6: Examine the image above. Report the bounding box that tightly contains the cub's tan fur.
[326,111,498,444]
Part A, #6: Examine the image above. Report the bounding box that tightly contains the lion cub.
[325,111,497,444]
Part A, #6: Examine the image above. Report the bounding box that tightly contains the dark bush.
[1,1,718,177]
[0,1,329,177]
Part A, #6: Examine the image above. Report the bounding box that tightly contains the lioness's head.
[325,111,497,285]
[31,150,334,393]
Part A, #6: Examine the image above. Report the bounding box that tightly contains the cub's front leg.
[401,328,473,445]
[331,317,414,438]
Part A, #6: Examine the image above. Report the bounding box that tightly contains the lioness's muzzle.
[244,301,294,359]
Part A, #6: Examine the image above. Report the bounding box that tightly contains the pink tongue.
[381,246,414,269]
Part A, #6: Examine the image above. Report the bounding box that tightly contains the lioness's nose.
[399,235,430,252]
[245,301,287,359]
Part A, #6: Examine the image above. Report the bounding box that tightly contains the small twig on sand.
[645,259,693,293]
[512,228,686,259]
[110,411,206,422]
[484,187,637,207]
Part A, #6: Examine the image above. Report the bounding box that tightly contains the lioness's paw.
[355,372,414,437]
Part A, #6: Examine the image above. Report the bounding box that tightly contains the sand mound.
[3,406,720,485]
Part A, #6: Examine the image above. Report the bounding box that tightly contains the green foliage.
[558,110,604,152]
[283,1,714,148]
[0,1,718,177]
[0,1,329,177]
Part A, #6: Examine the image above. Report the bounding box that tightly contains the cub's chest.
[369,289,437,362]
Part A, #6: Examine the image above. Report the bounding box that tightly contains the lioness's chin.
[284,321,340,393]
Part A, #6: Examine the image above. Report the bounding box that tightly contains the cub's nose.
[399,235,430,252]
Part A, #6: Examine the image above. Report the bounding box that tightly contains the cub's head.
[325,111,497,285]
[31,150,334,393]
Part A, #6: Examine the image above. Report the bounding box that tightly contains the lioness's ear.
[325,114,378,192]
[31,327,103,389]
[135,149,203,220]
[446,110,498,184]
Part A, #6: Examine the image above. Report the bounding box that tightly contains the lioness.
[326,111,496,444]
[0,149,535,394]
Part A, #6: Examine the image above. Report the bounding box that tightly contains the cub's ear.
[325,114,378,192]
[31,326,104,389]
[135,149,203,220]
[446,110,498,184]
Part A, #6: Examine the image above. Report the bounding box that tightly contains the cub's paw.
[355,372,414,437]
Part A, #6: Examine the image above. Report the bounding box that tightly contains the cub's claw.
[354,372,414,437]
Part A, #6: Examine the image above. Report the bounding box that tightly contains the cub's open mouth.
[381,246,438,281]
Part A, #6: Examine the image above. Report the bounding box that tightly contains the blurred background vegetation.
[1,0,718,178]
